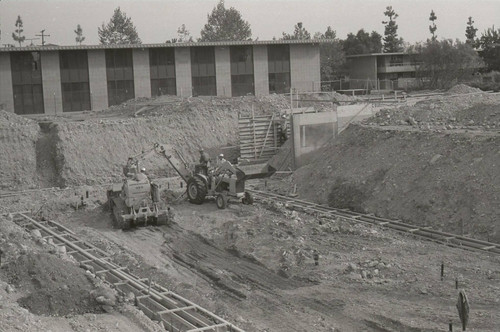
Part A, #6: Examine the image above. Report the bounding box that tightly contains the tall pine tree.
[74,24,85,45]
[429,10,438,41]
[382,6,403,52]
[465,17,477,46]
[12,15,25,47]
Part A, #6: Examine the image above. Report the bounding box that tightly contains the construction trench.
[0,89,499,331]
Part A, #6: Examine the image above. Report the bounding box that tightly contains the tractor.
[155,143,275,209]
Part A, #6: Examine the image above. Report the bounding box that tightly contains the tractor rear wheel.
[187,176,207,204]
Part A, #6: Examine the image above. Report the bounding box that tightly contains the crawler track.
[248,189,500,256]
[3,212,244,332]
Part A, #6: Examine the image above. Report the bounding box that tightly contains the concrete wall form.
[291,111,338,168]
[0,53,14,113]
[87,50,108,111]
[41,51,63,115]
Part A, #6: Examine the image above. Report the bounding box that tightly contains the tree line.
[3,1,499,85]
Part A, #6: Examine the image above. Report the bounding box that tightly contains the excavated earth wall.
[0,111,39,190]
[0,107,240,189]
[55,108,239,186]
[293,124,500,242]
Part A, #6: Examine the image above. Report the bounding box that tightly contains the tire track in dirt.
[164,223,312,300]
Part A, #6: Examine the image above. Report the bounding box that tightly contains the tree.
[167,24,193,43]
[12,15,25,47]
[98,7,141,44]
[74,24,85,45]
[282,22,311,40]
[314,26,345,81]
[199,0,251,41]
[476,26,500,71]
[465,17,478,46]
[429,10,437,41]
[382,6,403,52]
[342,29,382,55]
[413,39,483,88]
[177,24,193,42]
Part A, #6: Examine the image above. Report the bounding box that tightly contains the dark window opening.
[191,47,216,96]
[268,45,290,94]
[150,48,176,96]
[10,51,44,115]
[60,50,90,112]
[230,46,254,96]
[105,49,135,106]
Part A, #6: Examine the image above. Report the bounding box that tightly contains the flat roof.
[0,39,334,52]
[346,52,416,58]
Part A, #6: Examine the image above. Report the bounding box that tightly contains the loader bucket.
[236,162,276,180]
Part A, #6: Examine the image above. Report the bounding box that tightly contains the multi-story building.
[346,52,421,90]
[0,40,323,115]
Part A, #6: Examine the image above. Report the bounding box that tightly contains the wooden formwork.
[238,111,288,163]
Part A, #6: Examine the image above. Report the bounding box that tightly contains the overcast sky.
[0,0,499,46]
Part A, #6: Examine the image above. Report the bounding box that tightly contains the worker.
[217,153,226,167]
[135,167,148,181]
[199,148,211,166]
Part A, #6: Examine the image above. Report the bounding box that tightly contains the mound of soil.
[447,84,482,94]
[365,93,500,128]
[0,252,102,316]
[293,124,500,241]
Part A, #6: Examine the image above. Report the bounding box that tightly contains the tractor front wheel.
[216,194,227,209]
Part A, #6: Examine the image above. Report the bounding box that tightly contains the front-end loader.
[107,153,172,230]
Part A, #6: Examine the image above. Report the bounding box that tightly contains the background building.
[346,52,421,90]
[0,40,322,115]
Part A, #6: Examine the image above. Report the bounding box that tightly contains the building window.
[268,45,290,94]
[230,46,254,96]
[105,49,135,106]
[150,48,176,96]
[59,50,90,112]
[10,52,44,115]
[191,47,216,96]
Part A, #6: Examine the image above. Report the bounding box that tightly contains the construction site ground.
[1,88,499,331]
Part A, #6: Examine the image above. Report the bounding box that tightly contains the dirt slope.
[0,111,40,190]
[293,124,500,242]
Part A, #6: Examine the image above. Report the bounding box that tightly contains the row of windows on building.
[10,45,291,115]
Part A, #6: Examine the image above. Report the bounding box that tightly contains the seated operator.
[134,167,148,181]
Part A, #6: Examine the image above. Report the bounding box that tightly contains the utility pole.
[36,29,50,45]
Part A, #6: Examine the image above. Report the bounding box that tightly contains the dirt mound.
[0,111,40,190]
[365,93,500,129]
[292,124,500,241]
[447,84,482,94]
[1,252,104,316]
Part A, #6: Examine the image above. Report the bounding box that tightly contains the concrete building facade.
[0,40,325,115]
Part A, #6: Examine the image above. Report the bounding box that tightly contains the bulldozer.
[107,152,172,230]
[155,143,275,209]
